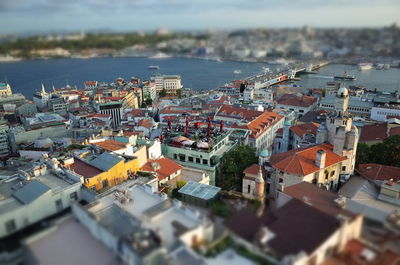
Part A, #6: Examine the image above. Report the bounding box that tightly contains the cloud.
[0,0,399,33]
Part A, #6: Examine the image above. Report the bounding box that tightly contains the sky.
[0,0,399,34]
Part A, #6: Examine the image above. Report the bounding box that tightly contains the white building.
[152,74,182,95]
[32,84,50,110]
[370,105,400,121]
[0,82,12,97]
[0,161,83,239]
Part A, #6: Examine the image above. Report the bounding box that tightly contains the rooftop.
[178,181,220,200]
[24,217,120,265]
[358,163,400,182]
[277,93,317,108]
[141,157,183,181]
[270,143,346,176]
[91,139,128,152]
[225,199,340,258]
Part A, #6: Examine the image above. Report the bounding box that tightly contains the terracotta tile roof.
[122,131,141,136]
[247,111,284,139]
[358,163,400,182]
[126,109,146,117]
[243,164,265,180]
[84,81,97,86]
[290,122,320,138]
[141,157,183,180]
[69,158,103,178]
[91,140,127,152]
[87,113,110,118]
[215,105,263,122]
[215,105,283,139]
[277,93,317,108]
[137,119,153,129]
[360,123,400,143]
[283,182,355,218]
[270,143,346,176]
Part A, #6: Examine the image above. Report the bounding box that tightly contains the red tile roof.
[91,140,127,152]
[290,122,320,138]
[126,109,147,117]
[243,164,265,179]
[216,105,263,122]
[137,119,153,129]
[358,163,400,182]
[270,143,346,176]
[141,157,183,180]
[216,105,284,139]
[69,158,103,178]
[359,123,400,143]
[277,93,317,108]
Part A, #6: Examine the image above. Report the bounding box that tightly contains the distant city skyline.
[0,0,399,34]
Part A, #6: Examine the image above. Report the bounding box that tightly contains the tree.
[159,88,167,97]
[217,145,258,191]
[145,98,153,106]
[355,135,400,168]
[176,88,183,98]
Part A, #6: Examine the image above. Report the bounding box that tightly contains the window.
[203,159,208,165]
[179,154,185,162]
[55,199,63,211]
[342,166,346,171]
[325,172,329,180]
[196,158,200,163]
[188,157,193,162]
[70,192,78,200]
[173,154,177,159]
[5,220,16,233]
[279,178,283,183]
[330,170,335,176]
[102,179,109,188]
[248,185,251,193]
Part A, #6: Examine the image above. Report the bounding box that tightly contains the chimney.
[315,150,326,169]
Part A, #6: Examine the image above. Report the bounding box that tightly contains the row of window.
[376,111,399,116]
[4,192,78,233]
[173,153,209,165]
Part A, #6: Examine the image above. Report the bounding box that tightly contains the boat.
[358,63,373,71]
[334,74,356,81]
[148,65,160,70]
[149,52,170,59]
[233,69,242,74]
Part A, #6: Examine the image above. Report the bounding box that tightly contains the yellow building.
[68,152,140,191]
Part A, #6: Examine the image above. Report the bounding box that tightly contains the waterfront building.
[319,95,373,117]
[152,74,182,95]
[0,120,10,157]
[32,84,50,110]
[0,161,83,239]
[0,82,12,97]
[370,105,400,121]
[83,80,98,89]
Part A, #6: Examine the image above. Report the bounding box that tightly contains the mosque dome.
[260,150,270,158]
[337,86,349,98]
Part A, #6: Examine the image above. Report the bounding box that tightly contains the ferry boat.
[358,63,373,71]
[334,71,356,81]
[233,69,242,74]
[148,65,160,70]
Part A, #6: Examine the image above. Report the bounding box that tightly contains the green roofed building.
[178,181,220,207]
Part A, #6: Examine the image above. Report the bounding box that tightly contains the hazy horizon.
[1,0,399,35]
